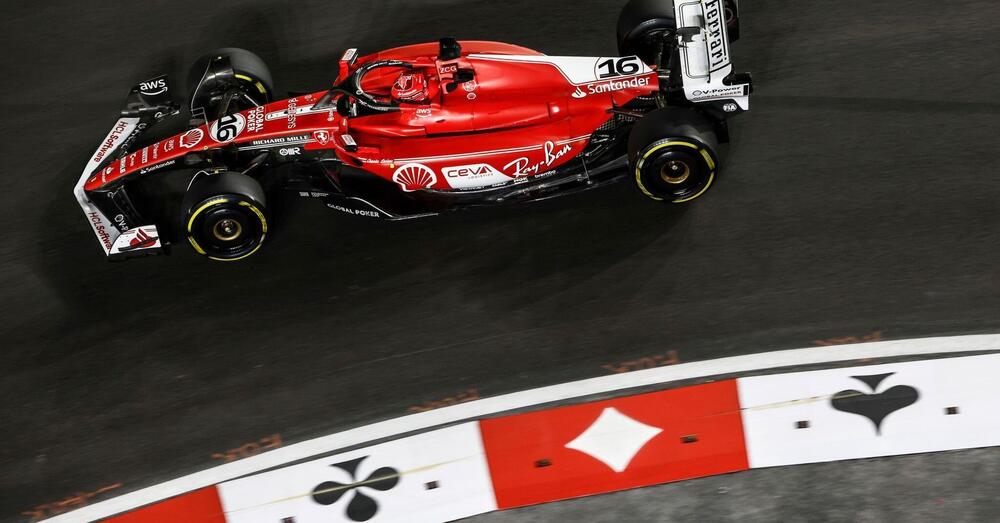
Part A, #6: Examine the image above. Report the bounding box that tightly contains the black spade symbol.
[830,373,919,435]
[311,456,400,522]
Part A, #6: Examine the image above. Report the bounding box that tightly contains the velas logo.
[118,227,159,252]
[311,456,400,522]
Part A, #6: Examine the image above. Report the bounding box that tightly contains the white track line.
[50,334,1000,522]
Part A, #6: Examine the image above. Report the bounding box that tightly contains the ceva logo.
[442,164,503,178]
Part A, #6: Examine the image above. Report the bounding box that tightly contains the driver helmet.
[391,72,429,103]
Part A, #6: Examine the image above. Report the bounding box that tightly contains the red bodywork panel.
[86,41,658,193]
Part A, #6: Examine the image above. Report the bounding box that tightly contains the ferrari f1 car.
[75,0,751,261]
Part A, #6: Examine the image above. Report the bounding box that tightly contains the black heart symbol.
[830,373,919,434]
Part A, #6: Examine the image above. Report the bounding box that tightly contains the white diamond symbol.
[564,407,663,473]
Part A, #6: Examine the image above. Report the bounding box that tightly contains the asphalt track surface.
[469,447,1000,522]
[1,0,998,521]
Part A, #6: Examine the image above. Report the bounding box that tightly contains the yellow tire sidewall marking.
[186,197,268,261]
[635,139,717,203]
[234,74,268,96]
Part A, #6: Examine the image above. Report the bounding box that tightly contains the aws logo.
[139,76,168,96]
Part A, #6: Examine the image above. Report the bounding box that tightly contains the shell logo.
[180,128,204,149]
[392,163,437,192]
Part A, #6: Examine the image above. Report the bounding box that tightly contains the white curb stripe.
[739,353,1000,467]
[49,333,1000,522]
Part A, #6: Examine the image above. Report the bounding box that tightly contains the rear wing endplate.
[674,0,752,112]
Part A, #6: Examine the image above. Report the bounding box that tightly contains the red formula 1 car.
[75,0,750,261]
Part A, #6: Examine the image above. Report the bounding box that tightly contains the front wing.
[75,117,165,259]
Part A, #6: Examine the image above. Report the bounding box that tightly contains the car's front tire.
[187,48,275,119]
[182,172,268,261]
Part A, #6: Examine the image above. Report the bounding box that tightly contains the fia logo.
[139,76,168,96]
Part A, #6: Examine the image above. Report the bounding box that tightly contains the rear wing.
[674,0,752,113]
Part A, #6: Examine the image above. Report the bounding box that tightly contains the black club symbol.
[311,456,400,522]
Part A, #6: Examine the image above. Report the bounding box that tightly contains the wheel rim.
[188,197,267,261]
[660,160,691,185]
[635,140,716,203]
[212,218,243,241]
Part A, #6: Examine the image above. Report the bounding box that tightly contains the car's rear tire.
[628,108,720,203]
[182,172,268,261]
[617,0,677,66]
[725,0,741,42]
[187,48,275,119]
